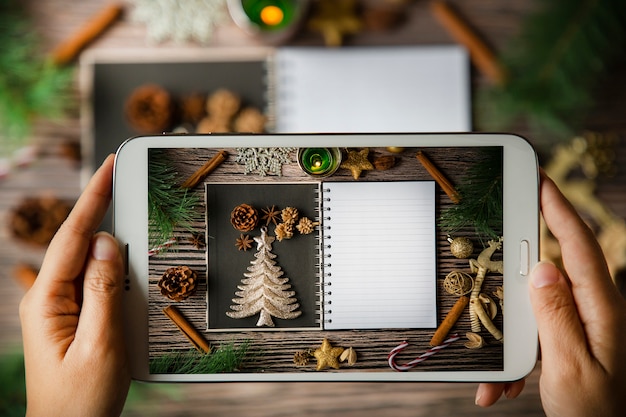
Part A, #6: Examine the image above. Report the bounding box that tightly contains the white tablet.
[114,133,539,382]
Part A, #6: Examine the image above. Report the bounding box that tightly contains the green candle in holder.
[228,0,309,41]
[298,147,341,177]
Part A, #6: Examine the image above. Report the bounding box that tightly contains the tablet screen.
[144,145,504,375]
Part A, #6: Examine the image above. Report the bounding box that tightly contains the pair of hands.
[19,155,626,416]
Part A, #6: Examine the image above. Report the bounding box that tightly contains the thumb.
[76,232,125,343]
[529,261,588,368]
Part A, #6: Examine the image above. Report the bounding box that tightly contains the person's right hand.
[477,173,626,415]
[530,174,626,416]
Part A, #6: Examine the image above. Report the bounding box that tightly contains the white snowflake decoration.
[235,147,296,176]
[129,0,228,44]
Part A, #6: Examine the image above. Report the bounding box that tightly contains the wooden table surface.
[3,0,625,415]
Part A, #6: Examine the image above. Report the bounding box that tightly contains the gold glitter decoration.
[448,236,474,258]
[308,0,363,47]
[340,148,374,179]
[443,271,474,296]
[293,349,313,366]
[313,338,344,371]
[226,227,302,327]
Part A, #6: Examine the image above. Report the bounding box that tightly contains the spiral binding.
[321,186,334,325]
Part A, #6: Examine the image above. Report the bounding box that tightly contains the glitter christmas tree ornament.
[226,227,302,327]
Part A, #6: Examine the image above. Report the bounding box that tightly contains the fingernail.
[91,232,119,261]
[475,385,484,406]
[531,261,559,289]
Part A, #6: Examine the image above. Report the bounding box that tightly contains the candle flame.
[260,5,284,26]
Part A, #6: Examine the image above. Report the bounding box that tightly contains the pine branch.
[0,1,72,156]
[149,342,252,374]
[148,151,199,248]
[481,0,626,136]
[439,148,503,244]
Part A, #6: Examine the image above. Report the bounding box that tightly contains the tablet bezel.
[114,133,539,382]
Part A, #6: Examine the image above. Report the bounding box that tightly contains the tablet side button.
[520,240,530,276]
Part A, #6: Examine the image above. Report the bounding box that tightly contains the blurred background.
[1,0,625,415]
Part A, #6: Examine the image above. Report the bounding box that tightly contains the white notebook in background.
[322,181,437,330]
[273,46,471,133]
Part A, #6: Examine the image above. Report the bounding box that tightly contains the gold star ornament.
[314,338,344,371]
[308,0,363,47]
[340,148,374,179]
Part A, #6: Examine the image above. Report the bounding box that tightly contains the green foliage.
[482,0,626,137]
[0,1,73,156]
[149,341,253,374]
[0,352,26,417]
[439,148,503,244]
[148,150,199,248]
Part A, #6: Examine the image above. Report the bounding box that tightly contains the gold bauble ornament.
[386,146,405,153]
[447,236,474,258]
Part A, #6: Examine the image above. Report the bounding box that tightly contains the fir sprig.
[149,341,252,374]
[0,1,72,156]
[148,151,199,248]
[439,148,503,244]
[481,0,626,137]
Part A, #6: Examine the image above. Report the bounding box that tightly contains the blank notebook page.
[322,181,437,330]
[274,46,470,133]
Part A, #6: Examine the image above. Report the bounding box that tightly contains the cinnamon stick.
[430,296,469,346]
[181,150,228,189]
[416,151,461,204]
[430,1,506,85]
[50,3,124,66]
[163,305,211,354]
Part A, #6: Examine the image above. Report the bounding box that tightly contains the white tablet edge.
[113,133,539,382]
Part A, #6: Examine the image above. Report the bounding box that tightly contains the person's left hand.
[20,155,130,417]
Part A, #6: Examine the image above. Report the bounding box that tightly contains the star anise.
[235,234,254,251]
[261,205,281,225]
[188,233,206,250]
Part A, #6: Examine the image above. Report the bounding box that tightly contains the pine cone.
[230,204,258,232]
[281,207,299,224]
[296,217,318,235]
[180,93,207,124]
[275,222,294,241]
[158,266,198,301]
[124,84,173,133]
[9,196,70,246]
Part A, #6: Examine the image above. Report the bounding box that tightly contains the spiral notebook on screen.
[321,181,437,330]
